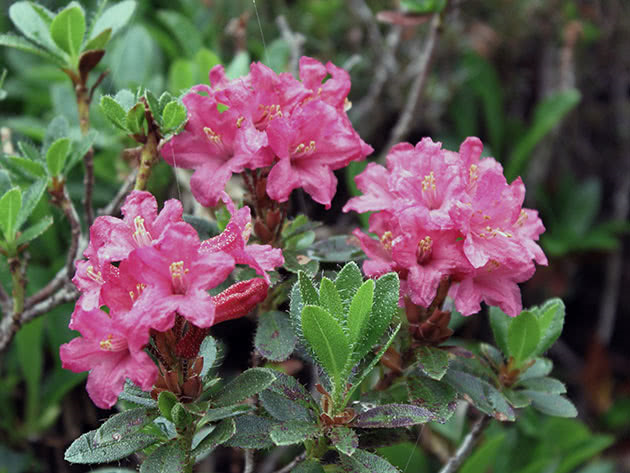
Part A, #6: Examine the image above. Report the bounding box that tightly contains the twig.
[59,186,82,281]
[437,415,489,473]
[276,16,304,77]
[271,451,307,473]
[383,12,441,154]
[243,449,255,473]
[99,168,138,217]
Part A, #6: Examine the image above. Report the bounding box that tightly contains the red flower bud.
[212,278,269,324]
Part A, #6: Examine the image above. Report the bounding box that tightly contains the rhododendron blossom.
[160,56,373,209]
[344,137,547,316]
[61,191,283,408]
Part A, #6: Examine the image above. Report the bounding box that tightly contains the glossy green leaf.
[489,306,510,355]
[353,404,431,428]
[347,279,374,346]
[519,377,566,394]
[83,27,111,51]
[16,215,53,245]
[416,345,451,381]
[0,187,22,242]
[407,375,458,423]
[198,335,217,379]
[201,405,252,423]
[255,311,297,361]
[507,89,581,180]
[125,103,145,135]
[45,137,70,176]
[225,415,277,449]
[212,368,276,407]
[100,96,129,131]
[16,178,46,232]
[319,277,345,324]
[301,305,349,389]
[8,156,46,178]
[89,1,136,40]
[192,418,236,458]
[339,448,400,473]
[533,298,565,357]
[507,311,541,364]
[259,372,317,422]
[522,391,577,417]
[270,421,320,446]
[161,101,187,132]
[50,5,86,58]
[329,426,358,456]
[157,391,178,421]
[519,357,553,381]
[139,439,186,473]
[502,389,531,408]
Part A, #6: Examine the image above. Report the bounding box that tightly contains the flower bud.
[212,278,269,325]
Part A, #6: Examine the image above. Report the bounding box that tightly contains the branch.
[383,12,441,154]
[99,168,138,217]
[276,15,305,77]
[59,186,82,280]
[243,449,255,473]
[271,451,307,473]
[437,415,489,473]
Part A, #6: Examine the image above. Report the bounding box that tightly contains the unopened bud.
[212,278,269,324]
[175,325,210,359]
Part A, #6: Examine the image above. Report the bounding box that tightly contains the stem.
[271,452,307,473]
[134,132,159,191]
[9,257,25,321]
[243,449,255,473]
[437,416,489,473]
[58,186,82,281]
[76,83,95,226]
[182,423,196,473]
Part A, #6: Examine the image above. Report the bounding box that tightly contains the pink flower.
[298,56,351,111]
[124,223,235,331]
[200,192,283,281]
[266,100,373,208]
[60,307,157,409]
[160,93,270,207]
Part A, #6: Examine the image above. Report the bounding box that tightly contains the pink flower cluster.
[161,57,373,209]
[344,137,547,317]
[60,191,283,409]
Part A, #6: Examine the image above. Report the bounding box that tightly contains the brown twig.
[437,415,489,473]
[382,12,441,154]
[271,451,307,473]
[243,449,255,473]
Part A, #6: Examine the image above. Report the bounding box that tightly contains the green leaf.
[100,96,129,131]
[50,5,86,59]
[334,261,364,313]
[192,418,236,458]
[329,426,359,456]
[126,103,146,135]
[518,357,553,381]
[8,156,46,178]
[319,277,345,325]
[156,10,201,57]
[347,279,374,346]
[401,0,447,13]
[407,375,458,423]
[460,433,507,473]
[415,345,451,381]
[157,391,178,421]
[519,377,566,394]
[15,316,44,431]
[301,305,350,390]
[83,27,111,51]
[255,311,297,362]
[283,250,319,277]
[0,33,63,65]
[16,215,53,245]
[225,50,251,79]
[533,298,565,357]
[89,1,136,40]
[144,89,161,121]
[198,335,217,380]
[0,187,22,242]
[64,408,159,463]
[260,372,317,422]
[507,311,541,364]
[339,448,401,473]
[290,459,326,473]
[352,273,399,363]
[8,2,62,55]
[522,391,577,417]
[352,404,431,428]
[118,379,157,407]
[489,306,510,355]
[16,178,46,231]
[212,368,276,407]
[506,89,581,180]
[0,170,11,197]
[45,137,70,176]
[298,271,319,305]
[140,439,186,473]
[225,415,277,449]
[306,235,364,262]
[161,101,187,132]
[201,405,252,423]
[270,420,320,446]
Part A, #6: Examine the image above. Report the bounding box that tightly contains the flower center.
[416,236,433,265]
[132,216,153,247]
[99,334,127,352]
[421,171,439,209]
[203,127,222,144]
[293,140,316,156]
[380,231,394,251]
[86,265,104,284]
[256,104,282,129]
[242,222,252,242]
[170,261,189,294]
[129,283,146,302]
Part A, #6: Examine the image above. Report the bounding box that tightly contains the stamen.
[86,265,104,284]
[421,171,439,209]
[242,222,252,242]
[293,140,316,155]
[170,261,188,294]
[236,116,245,128]
[380,231,394,251]
[416,236,433,265]
[132,216,153,247]
[99,334,127,352]
[203,127,221,144]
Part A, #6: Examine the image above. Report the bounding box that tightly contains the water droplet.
[112,433,122,441]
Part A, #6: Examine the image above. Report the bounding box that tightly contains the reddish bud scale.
[212,278,269,324]
[175,324,210,359]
